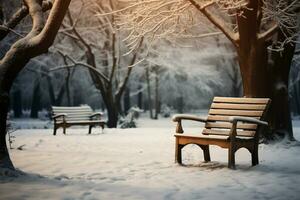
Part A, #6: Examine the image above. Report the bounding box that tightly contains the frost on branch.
[99,0,221,53]
[101,0,300,52]
[263,0,300,49]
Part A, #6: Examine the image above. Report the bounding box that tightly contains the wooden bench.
[173,97,271,169]
[52,105,106,135]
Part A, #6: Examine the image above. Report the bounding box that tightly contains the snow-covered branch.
[188,0,239,46]
[106,0,299,52]
[258,24,279,41]
[50,52,110,83]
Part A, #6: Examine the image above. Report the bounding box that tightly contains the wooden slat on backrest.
[211,103,266,110]
[205,122,257,130]
[204,97,271,137]
[209,109,263,117]
[213,97,270,104]
[52,105,93,122]
[207,115,260,122]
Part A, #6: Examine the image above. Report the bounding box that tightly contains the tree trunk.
[268,41,295,140]
[177,96,184,113]
[230,58,243,97]
[0,0,71,170]
[236,4,270,98]
[237,44,270,97]
[146,67,153,119]
[101,100,105,112]
[46,75,65,106]
[65,68,72,106]
[297,82,300,115]
[234,3,293,140]
[137,85,143,109]
[99,89,119,128]
[0,94,14,169]
[46,75,55,106]
[154,70,159,119]
[236,29,295,140]
[72,87,82,106]
[30,79,41,118]
[106,102,118,128]
[292,81,300,115]
[12,88,23,118]
[123,86,130,115]
[55,84,65,106]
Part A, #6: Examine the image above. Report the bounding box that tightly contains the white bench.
[52,105,105,135]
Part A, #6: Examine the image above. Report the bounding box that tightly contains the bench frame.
[52,106,105,135]
[173,97,271,169]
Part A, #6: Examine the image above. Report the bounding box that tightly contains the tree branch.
[188,0,239,47]
[59,29,80,41]
[115,37,144,101]
[26,67,50,77]
[109,32,117,84]
[62,8,108,93]
[258,24,278,41]
[256,0,263,32]
[65,9,90,48]
[25,0,45,36]
[32,0,72,51]
[0,0,52,41]
[51,52,110,83]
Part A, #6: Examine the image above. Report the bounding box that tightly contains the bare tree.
[112,0,300,140]
[54,0,144,127]
[0,0,71,170]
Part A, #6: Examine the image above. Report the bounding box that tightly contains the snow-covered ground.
[1,117,300,200]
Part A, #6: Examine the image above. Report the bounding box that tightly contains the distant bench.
[52,105,106,135]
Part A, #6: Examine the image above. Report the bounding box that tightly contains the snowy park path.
[1,118,300,200]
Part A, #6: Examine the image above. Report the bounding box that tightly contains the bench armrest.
[228,116,268,140]
[229,116,268,126]
[172,114,207,134]
[53,114,67,122]
[172,114,207,123]
[90,112,103,119]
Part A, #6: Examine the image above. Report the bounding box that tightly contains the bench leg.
[175,138,183,164]
[200,145,211,162]
[228,146,236,169]
[63,127,66,135]
[88,125,92,134]
[53,126,57,136]
[252,144,259,166]
[101,124,104,134]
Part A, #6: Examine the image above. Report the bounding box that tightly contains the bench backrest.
[203,97,271,137]
[52,105,94,122]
